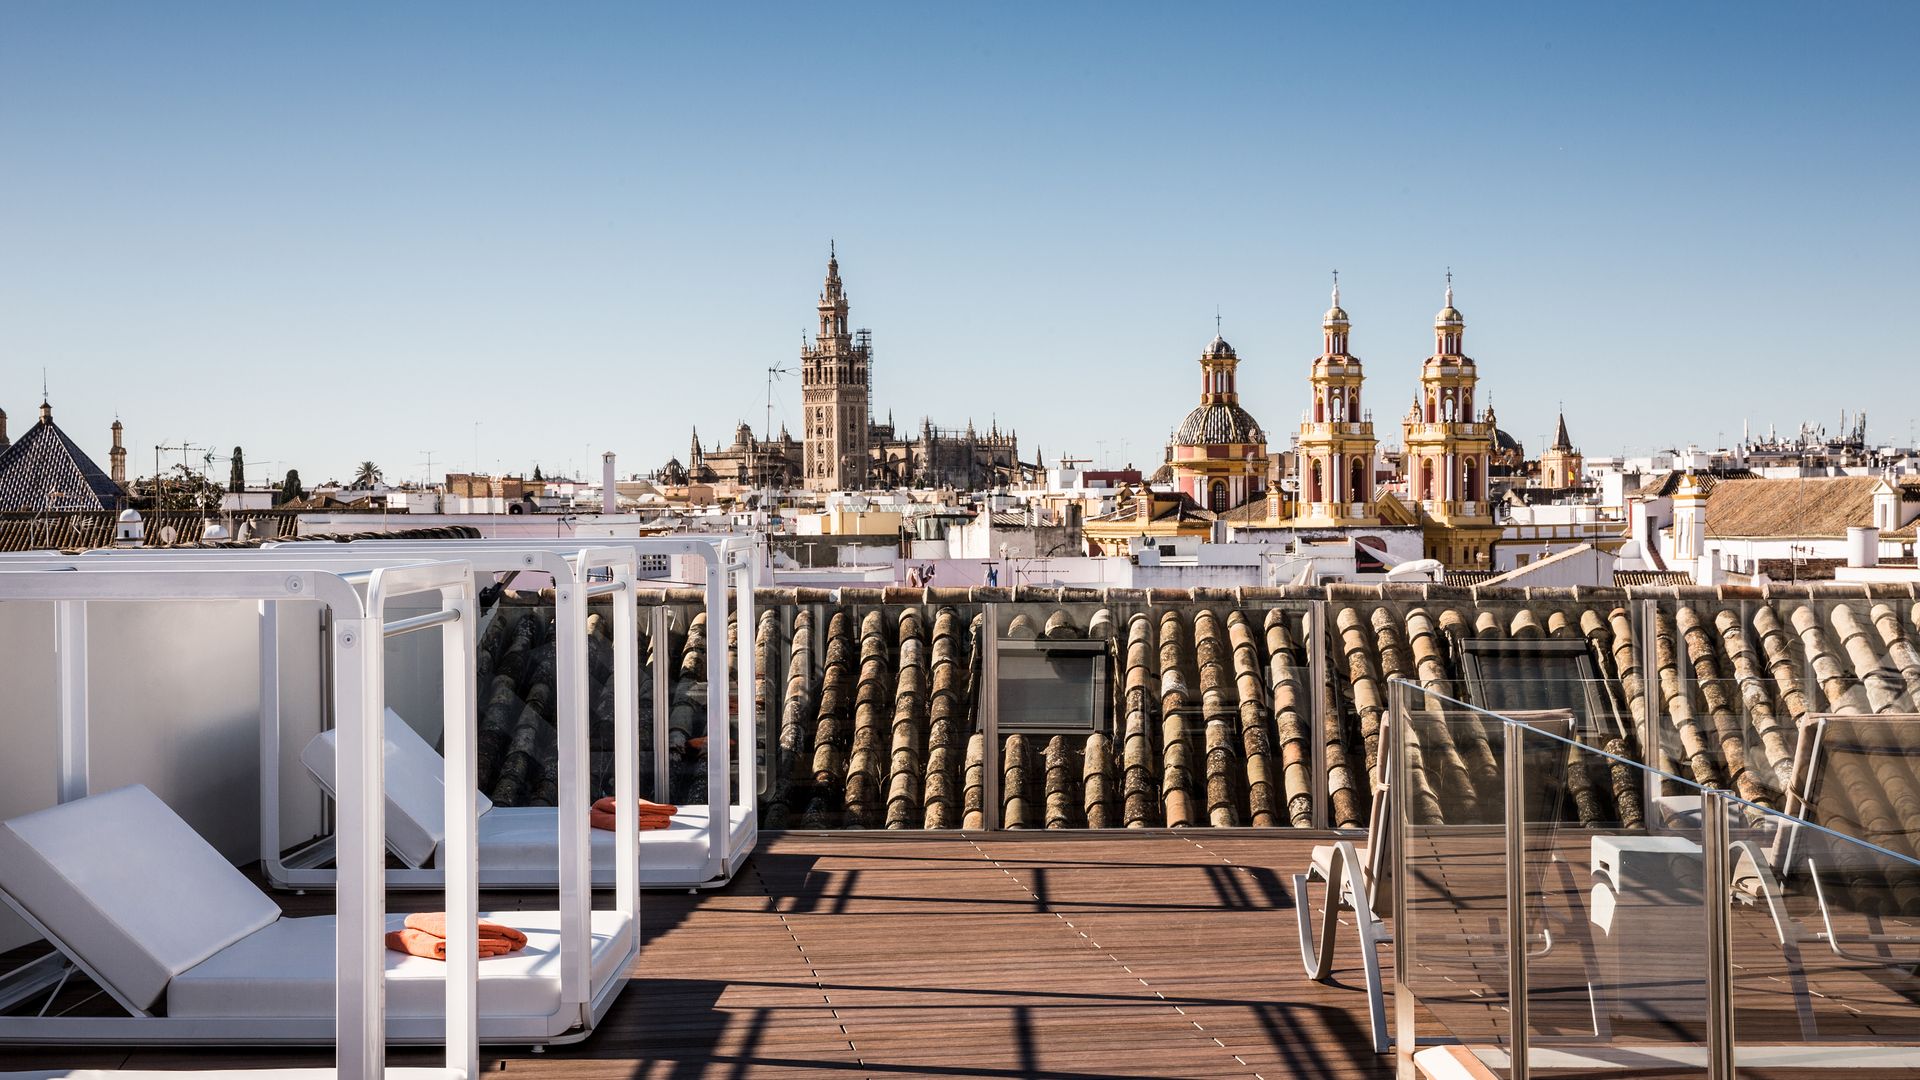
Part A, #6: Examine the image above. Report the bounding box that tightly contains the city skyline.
[3,2,1916,483]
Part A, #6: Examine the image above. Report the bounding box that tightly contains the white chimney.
[601,452,617,514]
[1847,525,1880,568]
[114,508,144,547]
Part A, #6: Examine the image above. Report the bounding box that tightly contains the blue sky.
[2,2,1915,486]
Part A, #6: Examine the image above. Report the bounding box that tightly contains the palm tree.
[352,461,384,489]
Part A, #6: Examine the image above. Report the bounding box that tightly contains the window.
[997,637,1113,736]
[1457,638,1619,739]
[1210,480,1228,511]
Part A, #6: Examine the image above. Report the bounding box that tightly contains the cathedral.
[660,248,1020,493]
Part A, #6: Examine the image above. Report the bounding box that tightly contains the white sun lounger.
[299,708,752,890]
[0,785,630,1044]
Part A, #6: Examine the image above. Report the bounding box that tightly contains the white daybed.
[323,536,761,890]
[0,560,637,1060]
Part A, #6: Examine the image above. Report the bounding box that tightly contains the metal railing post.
[1392,681,1417,1080]
[982,602,1001,831]
[1639,599,1662,817]
[651,604,671,800]
[1504,719,1530,1080]
[1309,601,1330,829]
[1702,788,1734,1080]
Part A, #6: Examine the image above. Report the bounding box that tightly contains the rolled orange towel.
[688,736,708,753]
[385,928,518,960]
[593,796,678,817]
[403,912,528,949]
[591,809,671,832]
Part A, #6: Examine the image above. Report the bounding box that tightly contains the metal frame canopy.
[324,535,760,890]
[43,543,643,901]
[0,560,481,1078]
[0,553,638,1053]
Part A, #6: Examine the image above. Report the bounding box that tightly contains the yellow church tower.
[1402,274,1501,567]
[1292,273,1379,526]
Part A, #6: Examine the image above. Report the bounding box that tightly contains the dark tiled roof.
[0,416,121,511]
[1614,570,1691,586]
[1171,403,1263,446]
[1754,557,1846,582]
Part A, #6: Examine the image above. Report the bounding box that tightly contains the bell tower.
[800,243,872,491]
[1293,272,1379,526]
[1401,273,1499,567]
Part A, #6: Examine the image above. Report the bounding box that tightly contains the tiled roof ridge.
[619,580,1920,607]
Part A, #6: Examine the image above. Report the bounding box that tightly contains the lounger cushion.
[0,785,281,1012]
[167,909,632,1021]
[476,805,754,884]
[301,708,493,868]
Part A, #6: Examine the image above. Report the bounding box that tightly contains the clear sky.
[2,2,1915,487]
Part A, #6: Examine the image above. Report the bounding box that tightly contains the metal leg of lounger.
[1295,841,1392,1053]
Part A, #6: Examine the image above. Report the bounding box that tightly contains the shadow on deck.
[0,833,1391,1079]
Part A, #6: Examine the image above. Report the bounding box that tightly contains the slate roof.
[0,413,121,511]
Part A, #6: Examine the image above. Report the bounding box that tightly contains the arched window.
[1349,458,1366,505]
[1420,459,1434,501]
[1210,480,1228,512]
[1464,457,1480,502]
[1310,460,1324,502]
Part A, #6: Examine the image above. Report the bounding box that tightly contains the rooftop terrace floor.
[0,833,1394,1079]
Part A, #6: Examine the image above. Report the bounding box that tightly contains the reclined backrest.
[0,785,282,1013]
[301,707,493,868]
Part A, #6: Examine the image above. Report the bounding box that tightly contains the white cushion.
[301,708,493,868]
[167,909,632,1022]
[0,785,281,1012]
[477,805,754,884]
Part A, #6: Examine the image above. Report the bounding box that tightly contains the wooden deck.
[7,830,1920,1077]
[0,833,1394,1079]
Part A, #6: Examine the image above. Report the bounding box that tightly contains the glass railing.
[1392,678,1920,1079]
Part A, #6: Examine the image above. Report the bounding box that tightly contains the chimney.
[601,451,617,514]
[1847,526,1880,569]
[1672,475,1708,568]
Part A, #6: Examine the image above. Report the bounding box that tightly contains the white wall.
[0,595,448,953]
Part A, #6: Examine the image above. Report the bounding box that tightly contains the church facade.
[1120,275,1522,569]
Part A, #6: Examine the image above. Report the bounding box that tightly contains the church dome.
[1203,334,1235,359]
[1495,428,1523,455]
[1323,305,1350,327]
[1435,305,1463,327]
[1173,403,1265,446]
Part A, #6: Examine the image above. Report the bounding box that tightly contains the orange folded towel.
[593,796,678,816]
[403,911,528,948]
[688,736,708,753]
[590,809,671,832]
[384,927,519,960]
[589,795,677,832]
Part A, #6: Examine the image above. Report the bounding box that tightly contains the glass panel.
[1730,719,1920,1063]
[1521,720,1710,1071]
[1393,679,1513,1070]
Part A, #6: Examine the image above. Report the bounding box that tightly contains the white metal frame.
[330,535,760,890]
[0,562,479,1077]
[0,552,639,1049]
